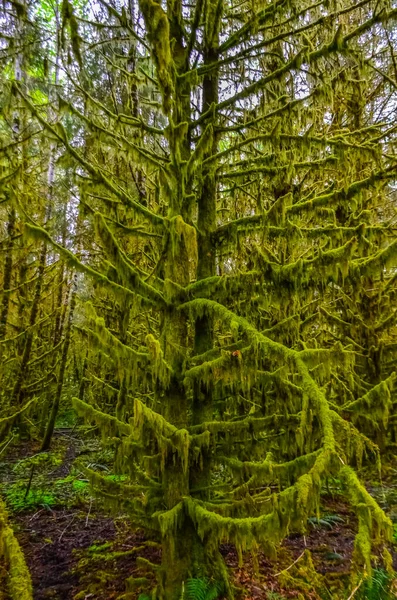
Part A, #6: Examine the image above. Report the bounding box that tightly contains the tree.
[2,0,397,597]
[0,0,73,441]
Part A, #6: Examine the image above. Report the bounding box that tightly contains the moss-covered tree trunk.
[138,0,217,594]
[190,0,221,566]
[0,208,16,341]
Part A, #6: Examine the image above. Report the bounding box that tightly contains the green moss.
[73,397,131,437]
[0,500,33,599]
[138,0,175,113]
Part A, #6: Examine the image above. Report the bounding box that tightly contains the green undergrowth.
[55,409,78,429]
[137,578,225,600]
[357,568,396,600]
[0,433,126,514]
[307,513,345,529]
[2,466,128,513]
[0,447,93,512]
[274,552,396,600]
[183,578,225,600]
[3,474,91,512]
[5,487,58,512]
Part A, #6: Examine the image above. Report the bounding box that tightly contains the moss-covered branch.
[24,223,165,307]
[72,397,131,436]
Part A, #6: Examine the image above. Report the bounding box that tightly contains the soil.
[1,430,396,600]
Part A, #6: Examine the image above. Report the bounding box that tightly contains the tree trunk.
[41,283,76,450]
[0,208,16,341]
[11,242,47,409]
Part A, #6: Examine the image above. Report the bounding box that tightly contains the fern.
[359,569,393,600]
[308,514,344,530]
[183,578,224,600]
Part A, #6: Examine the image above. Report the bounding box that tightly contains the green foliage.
[2,469,91,513]
[72,479,89,493]
[4,485,57,512]
[55,409,78,428]
[183,578,224,600]
[308,514,345,530]
[358,569,394,600]
[4,473,91,512]
[137,577,224,600]
[87,541,112,553]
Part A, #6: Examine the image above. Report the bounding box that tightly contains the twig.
[85,498,92,527]
[29,508,44,522]
[58,514,76,541]
[24,465,35,500]
[347,578,363,600]
[274,551,305,576]
[0,434,14,457]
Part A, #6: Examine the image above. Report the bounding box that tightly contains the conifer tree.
[2,0,397,597]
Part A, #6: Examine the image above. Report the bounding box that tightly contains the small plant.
[308,514,344,529]
[55,408,77,428]
[182,578,224,600]
[5,485,57,512]
[87,542,112,553]
[358,569,394,600]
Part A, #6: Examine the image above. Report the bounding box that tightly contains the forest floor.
[0,428,397,600]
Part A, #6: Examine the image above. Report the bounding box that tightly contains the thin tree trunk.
[41,282,76,451]
[11,242,47,409]
[0,208,16,340]
[38,265,69,437]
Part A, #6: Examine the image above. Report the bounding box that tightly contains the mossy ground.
[0,429,396,600]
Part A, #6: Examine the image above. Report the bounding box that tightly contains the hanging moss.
[0,396,38,442]
[341,374,395,428]
[94,214,166,305]
[61,0,83,67]
[23,223,161,307]
[72,397,131,437]
[340,466,392,574]
[134,399,191,473]
[138,0,175,113]
[146,333,173,387]
[167,215,198,278]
